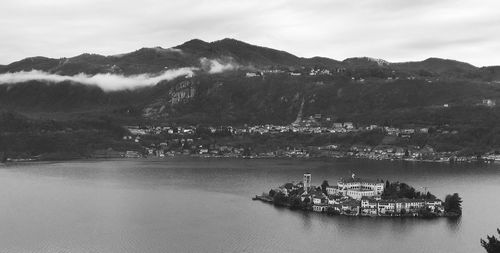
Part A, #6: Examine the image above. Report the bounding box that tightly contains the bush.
[444,193,462,216]
[326,206,340,216]
[481,229,500,253]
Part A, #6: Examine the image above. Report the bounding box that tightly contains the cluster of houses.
[344,144,441,161]
[275,173,444,217]
[244,67,344,78]
[481,99,496,107]
[124,117,454,139]
[242,120,446,137]
[142,139,251,158]
[121,119,495,163]
[120,138,485,163]
[246,121,367,135]
[124,125,197,137]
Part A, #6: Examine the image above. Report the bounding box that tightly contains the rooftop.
[338,177,383,184]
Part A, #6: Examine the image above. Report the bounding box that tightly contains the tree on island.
[272,192,288,206]
[290,196,303,210]
[481,229,500,253]
[303,197,310,206]
[268,189,276,197]
[418,207,438,218]
[321,180,329,195]
[381,180,436,200]
[425,191,436,200]
[326,206,340,216]
[444,193,462,216]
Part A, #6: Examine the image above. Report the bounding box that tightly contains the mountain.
[391,58,478,76]
[1,38,499,126]
[479,66,500,81]
[0,38,345,75]
[1,38,491,76]
[3,56,63,73]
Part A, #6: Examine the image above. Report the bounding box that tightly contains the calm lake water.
[0,158,499,253]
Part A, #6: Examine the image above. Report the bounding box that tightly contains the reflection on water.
[446,216,462,232]
[300,211,313,231]
[0,158,499,253]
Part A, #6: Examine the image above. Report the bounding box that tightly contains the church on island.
[326,173,385,199]
[271,172,445,217]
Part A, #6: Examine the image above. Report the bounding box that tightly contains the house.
[326,185,342,196]
[400,128,415,138]
[350,145,371,152]
[419,128,429,134]
[391,199,426,214]
[482,99,496,107]
[424,199,444,212]
[360,197,378,215]
[394,147,405,158]
[385,127,400,136]
[245,72,261,77]
[313,204,329,212]
[157,149,165,157]
[361,207,378,216]
[378,200,396,215]
[125,151,141,158]
[279,182,297,196]
[341,200,360,215]
[300,192,311,202]
[125,126,147,135]
[327,195,342,205]
[402,199,426,213]
[402,129,415,135]
[343,122,354,130]
[332,122,343,129]
[361,197,378,209]
[483,153,500,161]
[311,190,327,205]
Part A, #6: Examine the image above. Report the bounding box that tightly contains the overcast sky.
[0,0,499,66]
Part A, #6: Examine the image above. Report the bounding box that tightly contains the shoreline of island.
[254,173,462,218]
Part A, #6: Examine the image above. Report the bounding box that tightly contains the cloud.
[199,57,240,74]
[0,68,196,91]
[0,56,241,91]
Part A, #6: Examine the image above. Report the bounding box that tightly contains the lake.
[0,158,498,253]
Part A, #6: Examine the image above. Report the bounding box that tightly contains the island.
[254,173,462,218]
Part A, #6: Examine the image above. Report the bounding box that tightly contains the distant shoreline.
[1,154,494,166]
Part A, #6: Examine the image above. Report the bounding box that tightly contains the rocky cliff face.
[142,79,197,119]
[170,80,196,105]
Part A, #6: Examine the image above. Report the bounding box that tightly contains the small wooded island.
[254,173,462,218]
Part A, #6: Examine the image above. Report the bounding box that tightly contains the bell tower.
[303,172,311,194]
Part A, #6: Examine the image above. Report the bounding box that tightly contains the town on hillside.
[109,108,500,163]
[104,97,500,163]
[254,173,462,218]
[4,94,498,163]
